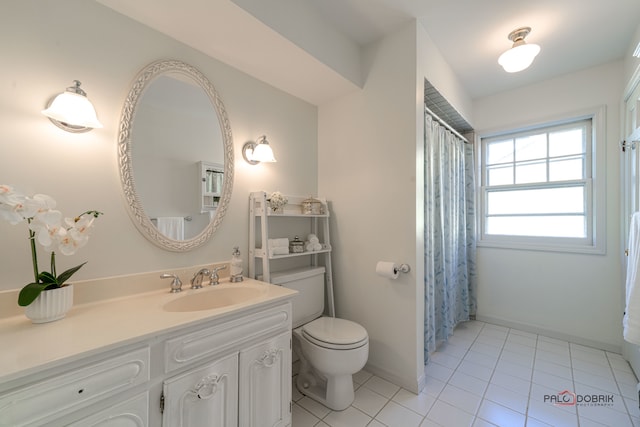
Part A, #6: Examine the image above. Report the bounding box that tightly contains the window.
[478,108,605,253]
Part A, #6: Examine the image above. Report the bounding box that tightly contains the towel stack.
[268,238,290,256]
[306,234,322,252]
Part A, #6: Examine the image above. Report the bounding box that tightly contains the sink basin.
[163,286,264,312]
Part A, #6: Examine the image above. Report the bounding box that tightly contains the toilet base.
[295,368,354,411]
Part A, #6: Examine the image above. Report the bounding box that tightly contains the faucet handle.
[209,265,227,286]
[160,273,183,293]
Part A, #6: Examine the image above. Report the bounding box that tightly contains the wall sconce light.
[498,27,541,73]
[242,135,277,164]
[42,80,103,133]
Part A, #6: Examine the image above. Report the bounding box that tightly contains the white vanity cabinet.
[161,330,292,427]
[0,297,293,427]
[161,302,292,427]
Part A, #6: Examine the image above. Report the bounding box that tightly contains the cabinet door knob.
[192,374,223,400]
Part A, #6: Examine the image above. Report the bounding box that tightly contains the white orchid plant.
[0,185,102,307]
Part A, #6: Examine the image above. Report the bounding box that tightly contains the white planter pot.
[24,284,74,324]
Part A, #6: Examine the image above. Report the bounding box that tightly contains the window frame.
[476,106,606,254]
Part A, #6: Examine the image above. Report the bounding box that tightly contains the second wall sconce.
[42,80,103,133]
[242,135,277,164]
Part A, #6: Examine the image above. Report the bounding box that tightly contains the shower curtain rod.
[424,105,470,144]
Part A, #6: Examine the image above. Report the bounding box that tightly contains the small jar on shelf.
[289,236,305,253]
[301,196,324,215]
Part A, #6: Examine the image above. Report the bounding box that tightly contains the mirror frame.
[118,59,234,251]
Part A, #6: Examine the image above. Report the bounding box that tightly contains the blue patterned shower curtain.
[424,113,477,364]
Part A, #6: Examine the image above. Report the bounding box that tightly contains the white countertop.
[0,279,296,384]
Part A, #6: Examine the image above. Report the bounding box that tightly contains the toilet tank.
[270,267,325,328]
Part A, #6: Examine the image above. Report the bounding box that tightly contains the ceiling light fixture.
[242,135,277,164]
[42,80,103,133]
[498,27,541,73]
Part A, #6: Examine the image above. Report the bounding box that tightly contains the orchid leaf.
[56,262,87,286]
[37,271,57,285]
[18,282,49,306]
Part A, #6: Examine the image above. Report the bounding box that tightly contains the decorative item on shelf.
[301,196,323,215]
[305,234,322,252]
[0,184,103,323]
[268,191,288,214]
[289,236,305,253]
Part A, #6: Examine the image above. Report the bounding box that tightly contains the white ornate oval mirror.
[118,60,234,251]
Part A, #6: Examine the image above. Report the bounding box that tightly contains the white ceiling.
[97,0,640,104]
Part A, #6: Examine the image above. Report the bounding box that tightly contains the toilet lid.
[302,317,368,349]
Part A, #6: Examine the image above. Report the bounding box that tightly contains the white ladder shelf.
[248,191,335,317]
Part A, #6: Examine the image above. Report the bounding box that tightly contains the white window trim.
[476,106,606,255]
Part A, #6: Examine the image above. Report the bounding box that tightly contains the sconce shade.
[251,140,276,162]
[42,80,103,132]
[242,135,277,164]
[498,27,540,73]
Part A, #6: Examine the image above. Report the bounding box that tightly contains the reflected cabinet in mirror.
[118,60,234,251]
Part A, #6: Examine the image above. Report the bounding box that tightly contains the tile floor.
[292,320,640,426]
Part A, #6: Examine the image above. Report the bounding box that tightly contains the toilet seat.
[301,317,368,350]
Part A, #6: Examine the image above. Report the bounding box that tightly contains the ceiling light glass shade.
[251,140,277,162]
[42,81,103,131]
[498,42,541,72]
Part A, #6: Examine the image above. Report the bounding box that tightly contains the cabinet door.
[239,332,292,427]
[163,353,238,427]
[67,393,148,427]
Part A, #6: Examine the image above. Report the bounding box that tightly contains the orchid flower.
[0,185,103,306]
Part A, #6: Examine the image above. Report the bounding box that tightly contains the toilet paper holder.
[395,264,411,274]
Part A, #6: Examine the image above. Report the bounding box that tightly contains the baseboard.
[476,315,622,354]
[363,361,422,394]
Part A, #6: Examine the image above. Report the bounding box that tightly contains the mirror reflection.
[118,60,234,252]
[131,74,224,240]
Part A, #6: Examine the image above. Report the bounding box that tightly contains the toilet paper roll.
[376,261,399,279]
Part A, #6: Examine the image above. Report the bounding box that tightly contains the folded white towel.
[625,212,640,345]
[269,247,290,257]
[268,238,289,248]
[156,217,184,240]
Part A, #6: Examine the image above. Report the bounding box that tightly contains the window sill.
[477,238,606,255]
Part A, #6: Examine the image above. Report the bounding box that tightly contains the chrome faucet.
[160,273,183,293]
[209,265,227,286]
[190,268,211,289]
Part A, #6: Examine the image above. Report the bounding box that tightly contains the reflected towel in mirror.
[156,217,185,240]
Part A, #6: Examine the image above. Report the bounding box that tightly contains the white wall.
[473,62,624,351]
[318,20,473,392]
[0,0,318,290]
[623,24,640,86]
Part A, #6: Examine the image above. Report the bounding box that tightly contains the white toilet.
[270,267,369,411]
